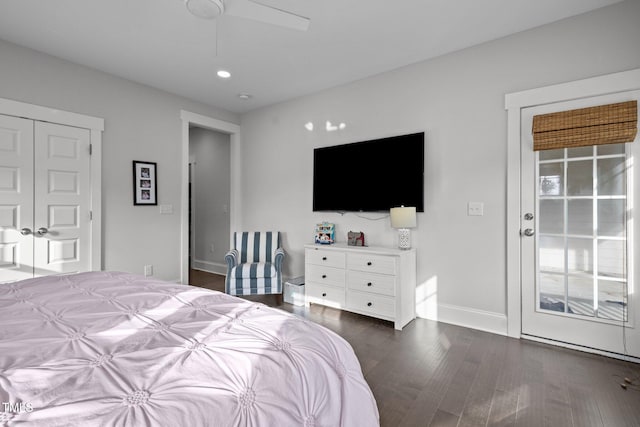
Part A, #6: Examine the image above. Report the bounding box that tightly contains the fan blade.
[225,0,310,31]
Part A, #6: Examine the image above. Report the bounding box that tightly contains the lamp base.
[397,228,411,250]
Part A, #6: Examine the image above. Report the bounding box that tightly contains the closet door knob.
[20,228,32,236]
[37,227,49,236]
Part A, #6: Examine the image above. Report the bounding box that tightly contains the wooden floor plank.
[429,409,459,427]
[458,336,503,427]
[487,389,519,427]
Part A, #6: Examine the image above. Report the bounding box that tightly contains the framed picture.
[314,222,335,244]
[133,161,157,205]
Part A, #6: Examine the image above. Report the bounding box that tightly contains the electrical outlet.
[468,202,484,216]
[144,265,153,277]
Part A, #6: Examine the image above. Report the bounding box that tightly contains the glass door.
[521,93,639,358]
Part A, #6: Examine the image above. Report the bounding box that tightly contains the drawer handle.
[322,256,327,261]
[322,274,327,279]
[367,282,372,287]
[322,293,327,297]
[367,302,372,307]
[367,261,372,266]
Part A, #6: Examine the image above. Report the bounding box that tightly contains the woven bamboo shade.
[532,100,637,151]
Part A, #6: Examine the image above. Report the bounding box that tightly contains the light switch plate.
[159,204,173,215]
[468,202,484,216]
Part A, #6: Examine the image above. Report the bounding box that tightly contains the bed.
[0,271,379,426]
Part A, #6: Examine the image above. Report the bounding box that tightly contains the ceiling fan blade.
[225,0,310,31]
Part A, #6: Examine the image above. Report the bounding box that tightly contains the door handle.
[36,227,49,236]
[20,228,32,236]
[522,228,535,237]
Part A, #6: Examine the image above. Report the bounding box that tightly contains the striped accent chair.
[224,231,285,296]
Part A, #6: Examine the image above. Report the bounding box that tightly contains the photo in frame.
[133,161,157,205]
[314,222,335,244]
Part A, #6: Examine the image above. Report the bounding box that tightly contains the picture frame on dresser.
[304,243,417,330]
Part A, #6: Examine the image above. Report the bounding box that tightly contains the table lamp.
[390,206,417,250]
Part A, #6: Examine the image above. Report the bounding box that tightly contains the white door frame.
[505,68,640,338]
[180,110,241,284]
[0,96,104,272]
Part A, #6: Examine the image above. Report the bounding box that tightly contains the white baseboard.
[522,334,640,364]
[192,260,227,276]
[419,303,508,336]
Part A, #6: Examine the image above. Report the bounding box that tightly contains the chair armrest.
[274,247,285,271]
[225,249,239,270]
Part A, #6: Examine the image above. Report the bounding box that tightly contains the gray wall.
[189,127,231,273]
[238,0,640,331]
[0,38,239,281]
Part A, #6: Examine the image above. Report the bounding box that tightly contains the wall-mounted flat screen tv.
[313,132,424,212]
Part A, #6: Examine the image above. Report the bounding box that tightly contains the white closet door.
[33,122,91,277]
[0,114,34,282]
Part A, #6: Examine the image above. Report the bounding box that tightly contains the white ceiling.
[0,0,622,114]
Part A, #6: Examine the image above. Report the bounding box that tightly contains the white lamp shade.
[390,206,417,229]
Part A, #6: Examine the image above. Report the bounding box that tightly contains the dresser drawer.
[305,248,346,268]
[346,290,395,318]
[306,264,346,288]
[306,283,346,309]
[347,270,396,297]
[347,253,396,275]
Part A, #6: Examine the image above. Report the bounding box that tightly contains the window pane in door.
[539,163,563,196]
[539,273,565,313]
[540,236,565,273]
[568,146,593,158]
[567,200,593,236]
[598,157,626,196]
[598,279,627,321]
[598,200,625,237]
[540,200,564,234]
[598,144,625,156]
[539,148,564,161]
[567,160,593,196]
[598,239,626,279]
[567,238,593,276]
[567,276,595,317]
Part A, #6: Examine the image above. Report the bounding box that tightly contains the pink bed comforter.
[0,271,379,426]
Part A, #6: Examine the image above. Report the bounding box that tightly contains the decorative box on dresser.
[304,243,416,330]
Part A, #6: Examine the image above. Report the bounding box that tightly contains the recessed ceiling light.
[217,70,231,79]
[186,0,224,19]
[238,93,252,100]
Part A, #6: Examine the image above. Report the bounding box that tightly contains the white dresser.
[304,243,416,330]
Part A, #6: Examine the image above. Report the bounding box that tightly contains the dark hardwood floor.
[189,270,640,427]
